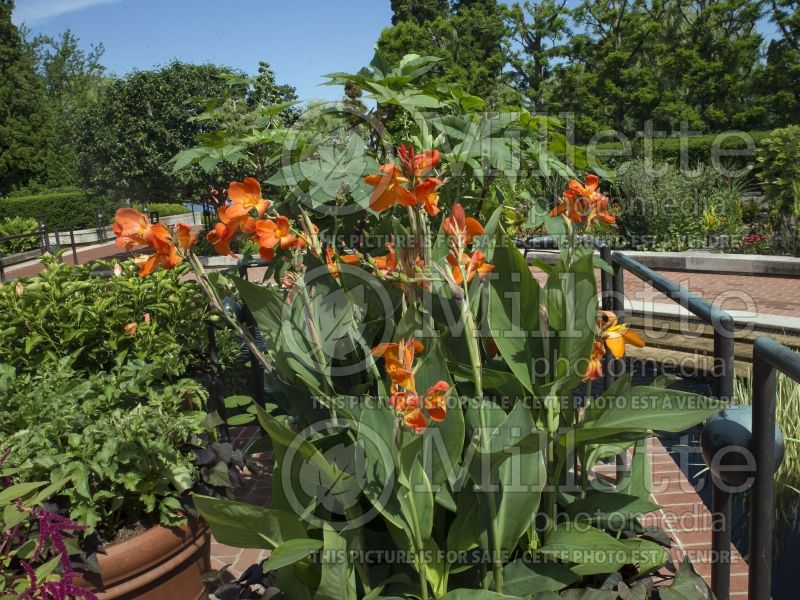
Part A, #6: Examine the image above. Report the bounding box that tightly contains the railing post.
[713,316,735,403]
[609,255,628,479]
[39,222,49,254]
[69,229,78,265]
[206,322,230,442]
[237,261,266,408]
[608,257,626,384]
[749,341,777,600]
[710,478,732,600]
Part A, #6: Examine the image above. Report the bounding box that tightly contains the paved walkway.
[7,244,800,320]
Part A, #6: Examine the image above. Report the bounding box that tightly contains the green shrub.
[756,126,800,254]
[0,191,114,230]
[0,256,214,377]
[144,202,190,218]
[612,159,745,251]
[0,360,209,537]
[0,216,39,255]
[592,130,771,173]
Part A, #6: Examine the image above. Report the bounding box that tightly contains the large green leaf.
[447,487,479,553]
[565,491,660,526]
[439,590,518,600]
[657,559,712,599]
[487,227,542,394]
[315,528,357,600]
[192,494,306,549]
[261,538,323,573]
[544,245,597,385]
[621,537,669,576]
[502,558,579,595]
[398,458,434,541]
[580,386,722,432]
[540,523,630,573]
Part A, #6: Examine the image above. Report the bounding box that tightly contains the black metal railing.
[745,337,800,600]
[518,235,744,597]
[0,225,79,282]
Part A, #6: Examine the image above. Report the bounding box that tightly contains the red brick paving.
[530,267,800,320]
[645,438,749,596]
[6,244,800,319]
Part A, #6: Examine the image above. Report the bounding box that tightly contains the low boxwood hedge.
[0,191,114,230]
[144,202,190,218]
[590,130,772,172]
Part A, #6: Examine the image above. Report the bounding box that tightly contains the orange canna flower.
[372,338,424,363]
[386,358,415,393]
[443,203,485,246]
[218,205,258,234]
[113,208,153,251]
[583,340,606,381]
[207,222,236,257]
[550,175,616,227]
[226,178,270,220]
[372,243,399,277]
[447,249,494,285]
[587,192,616,225]
[138,233,182,276]
[423,381,449,422]
[569,174,600,198]
[597,310,645,359]
[389,391,426,432]
[113,210,183,276]
[374,338,447,431]
[414,178,442,217]
[124,322,138,336]
[254,216,299,261]
[398,145,441,178]
[325,247,360,278]
[176,223,197,252]
[364,164,417,213]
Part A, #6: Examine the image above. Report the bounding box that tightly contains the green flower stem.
[189,254,275,377]
[460,290,503,592]
[407,492,430,600]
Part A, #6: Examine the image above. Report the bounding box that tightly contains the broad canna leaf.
[314,528,357,600]
[192,494,306,549]
[501,558,579,595]
[260,538,323,573]
[487,227,542,394]
[579,386,722,432]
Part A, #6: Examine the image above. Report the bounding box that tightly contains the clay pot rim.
[74,517,209,591]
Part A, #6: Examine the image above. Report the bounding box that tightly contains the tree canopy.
[76,62,248,203]
[0,0,50,194]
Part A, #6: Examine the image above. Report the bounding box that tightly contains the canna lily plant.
[114,148,719,599]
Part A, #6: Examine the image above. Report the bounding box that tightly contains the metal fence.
[517,236,793,600]
[0,223,79,282]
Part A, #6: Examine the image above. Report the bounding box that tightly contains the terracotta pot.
[74,519,210,600]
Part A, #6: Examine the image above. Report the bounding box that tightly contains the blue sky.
[13,0,394,101]
[13,0,779,102]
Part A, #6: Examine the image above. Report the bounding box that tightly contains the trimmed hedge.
[0,191,114,230]
[591,130,772,172]
[144,203,190,218]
